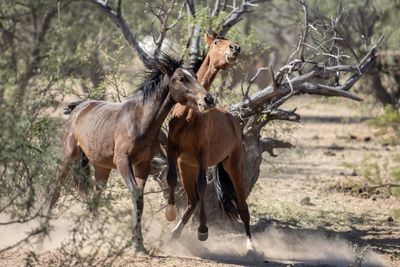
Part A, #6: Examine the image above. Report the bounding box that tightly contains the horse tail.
[214,162,240,220]
[64,100,85,115]
[71,151,92,196]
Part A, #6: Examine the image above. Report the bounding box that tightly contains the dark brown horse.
[166,35,254,251]
[42,54,215,253]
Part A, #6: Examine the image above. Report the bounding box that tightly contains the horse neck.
[196,53,221,90]
[134,82,174,140]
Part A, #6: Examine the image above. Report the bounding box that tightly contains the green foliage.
[368,105,400,144]
[341,153,400,194]
[0,101,61,218]
[360,160,382,185]
[392,208,400,220]
[390,166,400,182]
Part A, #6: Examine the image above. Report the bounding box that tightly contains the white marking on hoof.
[165,204,177,221]
[247,238,255,252]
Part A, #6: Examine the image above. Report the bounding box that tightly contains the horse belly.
[206,123,238,166]
[79,141,115,169]
[206,145,234,167]
[74,128,115,168]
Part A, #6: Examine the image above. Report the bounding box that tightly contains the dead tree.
[228,0,380,199]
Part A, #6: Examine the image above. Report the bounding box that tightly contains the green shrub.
[368,105,400,144]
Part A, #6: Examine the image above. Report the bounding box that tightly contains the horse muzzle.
[197,93,215,112]
[225,44,240,63]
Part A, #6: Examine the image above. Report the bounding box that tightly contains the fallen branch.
[364,183,400,190]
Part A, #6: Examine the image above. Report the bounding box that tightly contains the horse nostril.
[229,44,234,51]
[204,95,214,106]
[236,45,241,53]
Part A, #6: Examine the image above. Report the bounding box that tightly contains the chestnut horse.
[166,34,254,251]
[41,55,214,253]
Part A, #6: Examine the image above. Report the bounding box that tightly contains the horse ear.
[204,33,214,46]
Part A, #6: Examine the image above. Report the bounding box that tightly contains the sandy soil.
[0,97,399,266]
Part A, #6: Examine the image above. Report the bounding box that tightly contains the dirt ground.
[1,97,399,266]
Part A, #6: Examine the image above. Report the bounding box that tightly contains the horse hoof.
[134,243,148,256]
[197,231,208,241]
[165,204,177,221]
[246,238,255,252]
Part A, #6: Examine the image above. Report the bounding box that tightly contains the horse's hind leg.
[222,151,254,251]
[88,165,111,217]
[170,159,198,240]
[166,136,178,221]
[37,132,80,249]
[197,154,208,241]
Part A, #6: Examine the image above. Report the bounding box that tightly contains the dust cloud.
[157,222,387,266]
[0,214,388,266]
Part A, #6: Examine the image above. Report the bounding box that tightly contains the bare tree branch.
[298,0,309,62]
[218,0,271,36]
[261,108,300,123]
[184,0,202,71]
[212,0,221,17]
[261,138,294,157]
[89,0,154,66]
[153,0,177,57]
[230,45,379,119]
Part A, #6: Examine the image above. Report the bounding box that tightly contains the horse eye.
[214,40,219,45]
[177,75,184,82]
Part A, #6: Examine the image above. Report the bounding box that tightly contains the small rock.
[324,151,336,156]
[329,143,345,150]
[372,196,377,201]
[349,134,357,140]
[364,136,371,142]
[300,197,314,206]
[388,216,394,222]
[351,169,358,176]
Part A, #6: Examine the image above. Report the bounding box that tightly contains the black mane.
[137,53,183,101]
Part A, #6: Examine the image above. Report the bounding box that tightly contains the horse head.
[204,32,241,70]
[160,62,215,112]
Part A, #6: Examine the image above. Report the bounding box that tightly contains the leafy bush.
[368,105,400,145]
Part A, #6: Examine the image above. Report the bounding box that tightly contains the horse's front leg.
[166,135,178,221]
[115,155,147,254]
[197,151,208,241]
[133,162,150,253]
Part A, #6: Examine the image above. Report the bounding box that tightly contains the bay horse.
[42,54,215,253]
[166,34,254,251]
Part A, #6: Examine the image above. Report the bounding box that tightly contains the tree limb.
[261,138,294,157]
[230,45,378,118]
[217,0,271,36]
[89,0,154,66]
